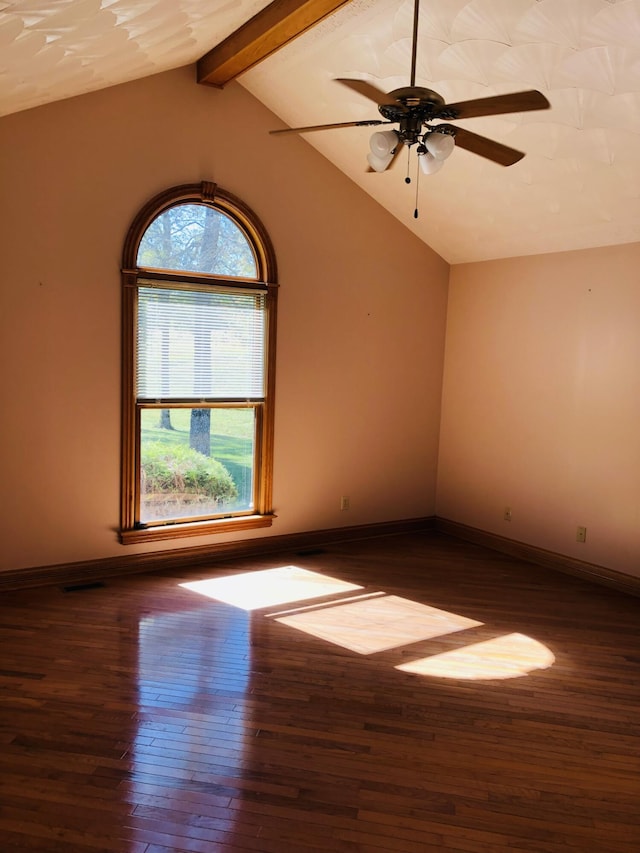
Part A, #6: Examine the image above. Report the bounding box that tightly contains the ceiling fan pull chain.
[414,159,420,219]
[405,146,412,184]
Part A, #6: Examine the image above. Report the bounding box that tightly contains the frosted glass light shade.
[367,151,394,172]
[370,130,398,157]
[419,151,445,175]
[425,132,455,160]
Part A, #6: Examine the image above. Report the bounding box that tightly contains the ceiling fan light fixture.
[425,131,455,160]
[369,130,398,158]
[419,150,445,175]
[367,151,394,172]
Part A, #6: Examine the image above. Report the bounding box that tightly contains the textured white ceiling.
[2,0,640,262]
[0,0,272,117]
[241,0,640,262]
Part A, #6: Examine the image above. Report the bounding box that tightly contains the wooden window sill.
[120,513,275,545]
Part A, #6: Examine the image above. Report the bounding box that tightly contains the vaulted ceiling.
[2,0,640,263]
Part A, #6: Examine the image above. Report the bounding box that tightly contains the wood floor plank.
[1,531,639,851]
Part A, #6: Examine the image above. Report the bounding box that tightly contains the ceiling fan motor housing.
[379,87,450,145]
[379,87,444,116]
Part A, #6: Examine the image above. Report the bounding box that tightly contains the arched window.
[120,182,277,544]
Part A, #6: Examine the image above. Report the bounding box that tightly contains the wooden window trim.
[120,182,278,544]
[120,513,277,546]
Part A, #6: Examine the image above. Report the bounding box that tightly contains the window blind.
[137,285,266,400]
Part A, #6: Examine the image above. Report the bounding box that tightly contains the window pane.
[139,407,255,523]
[137,204,258,278]
[137,286,266,400]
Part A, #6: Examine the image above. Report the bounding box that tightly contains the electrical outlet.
[504,507,512,521]
[576,526,587,543]
[340,495,350,511]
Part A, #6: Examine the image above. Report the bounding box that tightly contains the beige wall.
[437,243,640,578]
[0,66,449,572]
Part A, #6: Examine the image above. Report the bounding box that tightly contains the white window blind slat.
[137,286,266,400]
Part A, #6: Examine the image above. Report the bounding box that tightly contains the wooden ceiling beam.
[197,0,353,88]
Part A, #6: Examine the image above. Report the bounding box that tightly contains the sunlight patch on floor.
[275,594,483,654]
[396,632,555,680]
[268,590,386,618]
[180,567,555,679]
[180,566,361,611]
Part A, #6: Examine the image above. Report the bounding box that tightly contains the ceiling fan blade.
[270,119,386,135]
[441,125,525,166]
[336,78,408,111]
[439,90,550,120]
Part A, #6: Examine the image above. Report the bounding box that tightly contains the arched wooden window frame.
[120,182,278,544]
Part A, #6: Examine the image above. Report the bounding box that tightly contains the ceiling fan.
[270,0,550,190]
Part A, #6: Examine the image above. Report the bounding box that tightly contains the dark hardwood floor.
[0,531,638,852]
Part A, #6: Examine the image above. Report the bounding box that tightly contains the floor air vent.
[62,581,106,593]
